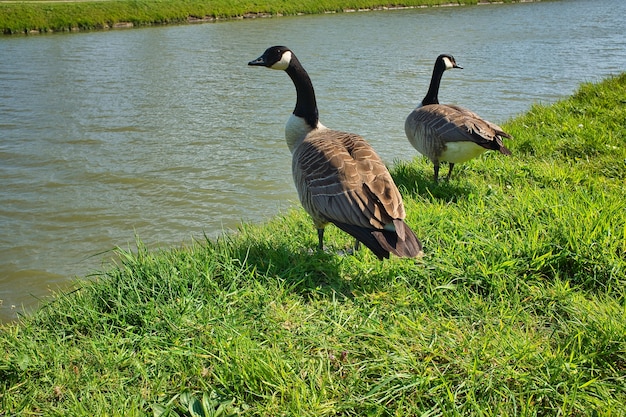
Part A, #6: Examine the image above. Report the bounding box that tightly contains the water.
[1,0,625,321]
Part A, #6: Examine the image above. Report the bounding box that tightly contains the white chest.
[285,114,326,153]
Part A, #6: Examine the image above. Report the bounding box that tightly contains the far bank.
[1,0,528,35]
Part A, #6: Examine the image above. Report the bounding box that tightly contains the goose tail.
[496,130,513,156]
[333,220,423,260]
[499,144,512,156]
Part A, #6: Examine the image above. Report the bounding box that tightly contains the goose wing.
[446,104,512,140]
[293,129,405,230]
[416,104,512,151]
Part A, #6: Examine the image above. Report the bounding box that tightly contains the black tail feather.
[332,220,423,260]
[374,220,423,259]
[499,144,512,156]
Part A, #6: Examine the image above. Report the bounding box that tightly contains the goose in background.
[404,54,512,182]
[249,46,423,260]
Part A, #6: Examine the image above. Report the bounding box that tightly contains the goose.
[404,54,512,182]
[249,46,423,260]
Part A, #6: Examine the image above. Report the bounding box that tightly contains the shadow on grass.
[224,235,357,302]
[391,159,475,203]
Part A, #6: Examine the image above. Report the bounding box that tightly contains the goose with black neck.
[249,46,423,260]
[405,54,512,182]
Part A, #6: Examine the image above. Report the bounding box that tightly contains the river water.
[1,0,625,321]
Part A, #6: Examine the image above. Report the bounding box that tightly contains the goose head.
[248,46,293,70]
[437,54,463,72]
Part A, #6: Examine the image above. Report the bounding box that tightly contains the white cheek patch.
[271,51,292,70]
[443,56,455,70]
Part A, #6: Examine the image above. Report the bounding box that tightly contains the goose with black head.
[405,54,512,182]
[249,46,423,260]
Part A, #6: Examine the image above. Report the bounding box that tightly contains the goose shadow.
[391,159,475,203]
[224,236,358,301]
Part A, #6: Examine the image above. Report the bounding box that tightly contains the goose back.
[405,104,512,164]
[292,128,405,231]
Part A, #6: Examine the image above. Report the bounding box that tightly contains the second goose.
[405,54,512,182]
[249,46,423,260]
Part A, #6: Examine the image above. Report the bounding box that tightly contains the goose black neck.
[422,60,446,105]
[285,56,319,129]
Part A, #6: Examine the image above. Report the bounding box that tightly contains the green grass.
[1,0,518,34]
[1,72,626,415]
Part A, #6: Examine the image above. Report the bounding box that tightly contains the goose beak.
[454,64,463,70]
[248,56,266,66]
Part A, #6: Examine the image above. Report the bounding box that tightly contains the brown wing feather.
[292,129,405,230]
[410,104,512,153]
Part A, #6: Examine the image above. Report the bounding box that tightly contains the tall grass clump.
[1,75,625,415]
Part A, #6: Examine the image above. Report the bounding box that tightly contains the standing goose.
[249,46,422,260]
[404,54,512,182]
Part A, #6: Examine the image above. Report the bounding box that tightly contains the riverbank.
[2,0,524,35]
[1,73,625,415]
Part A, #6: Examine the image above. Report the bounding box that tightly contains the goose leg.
[433,161,440,182]
[317,228,325,251]
[446,163,455,181]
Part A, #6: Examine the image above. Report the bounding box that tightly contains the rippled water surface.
[1,0,625,321]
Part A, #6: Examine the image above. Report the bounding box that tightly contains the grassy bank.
[1,71,625,414]
[1,0,517,34]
